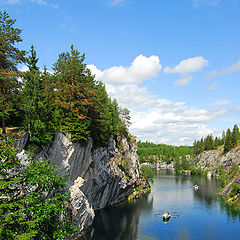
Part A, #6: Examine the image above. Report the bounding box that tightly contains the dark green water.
[82,170,240,240]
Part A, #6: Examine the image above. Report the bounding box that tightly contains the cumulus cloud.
[88,55,226,145]
[130,107,222,145]
[206,59,240,78]
[164,56,208,74]
[164,56,208,86]
[88,54,162,85]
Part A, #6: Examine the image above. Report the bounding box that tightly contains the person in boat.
[194,184,199,189]
[163,211,171,221]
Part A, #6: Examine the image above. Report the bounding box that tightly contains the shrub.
[140,165,154,183]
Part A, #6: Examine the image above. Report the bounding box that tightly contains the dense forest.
[0,10,134,239]
[137,141,193,170]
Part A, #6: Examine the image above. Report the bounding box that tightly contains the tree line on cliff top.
[0,10,130,147]
[193,124,240,155]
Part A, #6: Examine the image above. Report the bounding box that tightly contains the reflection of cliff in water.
[190,175,218,207]
[80,194,153,240]
[219,198,240,221]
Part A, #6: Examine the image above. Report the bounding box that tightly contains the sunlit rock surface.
[17,130,148,230]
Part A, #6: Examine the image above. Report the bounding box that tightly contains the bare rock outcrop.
[17,131,148,230]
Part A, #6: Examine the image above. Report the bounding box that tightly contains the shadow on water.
[191,175,218,207]
[219,198,240,221]
[79,170,240,240]
[80,194,153,240]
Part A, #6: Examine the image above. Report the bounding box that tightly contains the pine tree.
[21,46,53,144]
[53,45,95,142]
[231,124,240,148]
[224,128,232,153]
[0,10,25,134]
[109,99,121,138]
[88,81,112,146]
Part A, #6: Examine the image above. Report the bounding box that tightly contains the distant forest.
[137,141,192,166]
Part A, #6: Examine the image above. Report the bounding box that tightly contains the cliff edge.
[17,131,149,231]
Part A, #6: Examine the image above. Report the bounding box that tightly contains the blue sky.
[1,0,240,145]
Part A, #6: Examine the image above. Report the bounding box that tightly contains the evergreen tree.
[214,137,218,149]
[224,128,232,153]
[88,81,112,146]
[231,124,240,147]
[0,10,25,134]
[119,107,131,137]
[21,46,53,144]
[109,99,121,138]
[53,45,95,142]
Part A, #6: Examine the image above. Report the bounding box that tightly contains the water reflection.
[190,175,218,207]
[82,194,153,240]
[219,198,240,221]
[79,170,240,240]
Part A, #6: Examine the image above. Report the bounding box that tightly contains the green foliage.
[25,143,41,158]
[193,124,240,155]
[228,183,239,198]
[231,124,240,148]
[123,159,129,171]
[21,46,54,145]
[137,141,192,171]
[0,10,25,134]
[190,167,203,175]
[140,165,154,182]
[0,139,75,239]
[224,128,232,153]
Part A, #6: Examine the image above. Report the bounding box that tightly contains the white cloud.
[174,75,193,86]
[211,99,232,106]
[206,81,218,90]
[164,56,208,86]
[164,56,208,74]
[130,108,221,145]
[0,0,58,8]
[88,54,162,85]
[206,60,240,78]
[88,55,226,145]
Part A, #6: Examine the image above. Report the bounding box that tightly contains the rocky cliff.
[192,147,240,174]
[191,147,240,203]
[17,131,149,232]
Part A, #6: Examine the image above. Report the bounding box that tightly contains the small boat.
[194,184,199,190]
[163,211,171,222]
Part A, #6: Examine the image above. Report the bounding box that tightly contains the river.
[81,170,240,240]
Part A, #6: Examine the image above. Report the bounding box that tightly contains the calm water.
[82,170,240,240]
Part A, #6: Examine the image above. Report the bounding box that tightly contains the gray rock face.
[193,148,240,173]
[192,147,240,198]
[18,131,147,230]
